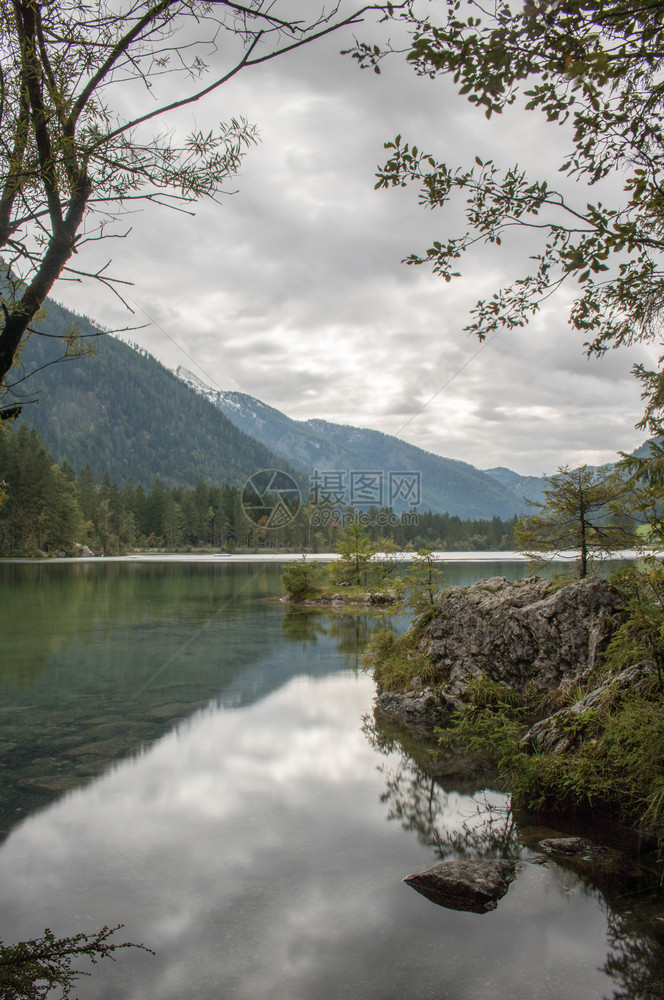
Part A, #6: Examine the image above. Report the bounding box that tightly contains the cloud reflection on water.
[0,671,622,1000]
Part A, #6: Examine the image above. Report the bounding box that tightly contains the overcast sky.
[53,4,659,477]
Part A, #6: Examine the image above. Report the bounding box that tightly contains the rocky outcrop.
[522,660,655,754]
[403,858,517,913]
[418,575,622,695]
[375,576,624,730]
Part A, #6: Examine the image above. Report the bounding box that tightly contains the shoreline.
[0,549,650,565]
[367,574,664,852]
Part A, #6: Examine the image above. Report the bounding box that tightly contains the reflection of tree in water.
[366,708,664,999]
[1,560,281,688]
[602,905,664,1000]
[281,609,391,669]
[280,608,330,646]
[363,711,520,860]
[547,855,664,1000]
[331,614,381,669]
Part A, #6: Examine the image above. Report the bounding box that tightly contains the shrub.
[281,558,326,601]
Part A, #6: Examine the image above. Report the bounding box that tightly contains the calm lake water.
[1,558,664,999]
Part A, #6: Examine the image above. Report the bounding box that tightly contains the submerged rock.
[375,687,458,731]
[540,836,589,856]
[536,836,638,888]
[403,858,517,914]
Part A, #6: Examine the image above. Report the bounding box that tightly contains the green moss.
[544,570,581,595]
[465,676,525,710]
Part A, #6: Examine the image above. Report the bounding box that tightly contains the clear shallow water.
[1,560,663,999]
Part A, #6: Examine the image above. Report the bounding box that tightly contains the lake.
[1,557,663,999]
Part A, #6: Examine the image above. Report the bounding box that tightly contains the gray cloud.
[51,10,658,477]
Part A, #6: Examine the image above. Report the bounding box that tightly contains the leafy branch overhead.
[0,0,407,417]
[357,0,664,430]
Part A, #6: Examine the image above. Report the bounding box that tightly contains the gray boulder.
[418,575,622,696]
[403,858,517,913]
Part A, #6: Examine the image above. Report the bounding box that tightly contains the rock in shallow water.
[403,858,517,914]
[375,687,457,731]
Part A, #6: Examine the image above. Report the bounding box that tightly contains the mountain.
[630,439,659,460]
[483,467,547,506]
[485,445,651,505]
[5,295,552,516]
[10,302,303,489]
[175,368,529,519]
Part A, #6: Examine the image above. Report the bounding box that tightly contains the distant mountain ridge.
[484,466,547,506]
[175,367,531,519]
[8,294,611,518]
[12,307,304,489]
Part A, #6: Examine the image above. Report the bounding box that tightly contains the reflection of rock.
[370,706,483,787]
[404,858,517,913]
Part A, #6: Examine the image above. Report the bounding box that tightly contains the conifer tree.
[515,465,636,577]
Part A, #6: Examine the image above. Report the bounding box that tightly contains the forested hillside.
[10,300,302,489]
[0,423,517,556]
